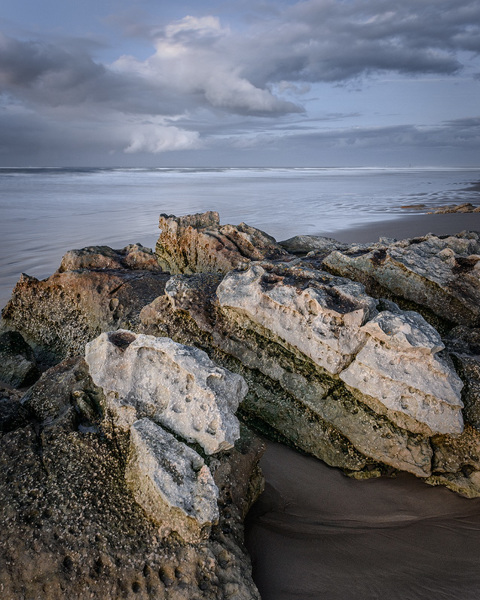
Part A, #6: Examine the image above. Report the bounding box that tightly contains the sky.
[0,0,479,167]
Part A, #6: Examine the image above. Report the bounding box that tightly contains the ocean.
[1,166,479,308]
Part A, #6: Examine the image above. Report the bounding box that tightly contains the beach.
[245,211,480,600]
[1,169,480,599]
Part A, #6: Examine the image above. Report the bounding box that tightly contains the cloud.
[124,123,201,153]
[0,0,479,162]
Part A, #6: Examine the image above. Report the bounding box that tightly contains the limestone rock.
[0,356,262,599]
[323,231,480,326]
[279,235,348,255]
[1,248,169,363]
[155,211,288,274]
[58,243,161,273]
[340,310,464,435]
[0,330,39,388]
[429,202,480,214]
[217,262,378,375]
[85,330,246,454]
[125,418,219,543]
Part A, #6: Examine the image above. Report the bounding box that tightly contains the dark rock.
[0,331,39,388]
[1,246,170,364]
[0,357,262,599]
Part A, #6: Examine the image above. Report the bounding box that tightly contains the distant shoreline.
[317,212,480,244]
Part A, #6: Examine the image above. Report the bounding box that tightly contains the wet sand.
[246,442,480,600]
[320,212,480,244]
[245,212,480,600]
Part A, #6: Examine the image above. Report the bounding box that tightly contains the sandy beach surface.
[245,212,480,600]
[320,212,480,244]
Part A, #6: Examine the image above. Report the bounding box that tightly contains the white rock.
[125,418,219,543]
[217,263,378,375]
[340,311,464,435]
[85,330,246,454]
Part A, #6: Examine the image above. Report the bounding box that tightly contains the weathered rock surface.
[0,330,39,387]
[429,202,480,214]
[323,231,480,327]
[58,243,161,273]
[155,211,288,274]
[1,245,169,364]
[2,213,480,503]
[340,310,464,435]
[0,356,263,599]
[85,330,246,454]
[217,262,378,375]
[126,418,219,544]
[139,259,464,479]
[279,234,348,256]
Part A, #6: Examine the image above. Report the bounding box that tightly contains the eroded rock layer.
[155,211,288,274]
[323,231,480,327]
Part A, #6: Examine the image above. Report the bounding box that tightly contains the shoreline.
[317,212,480,244]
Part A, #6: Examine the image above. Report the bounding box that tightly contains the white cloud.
[124,123,201,153]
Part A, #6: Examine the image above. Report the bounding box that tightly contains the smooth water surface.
[1,166,479,307]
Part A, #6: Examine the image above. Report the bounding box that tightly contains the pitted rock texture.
[323,231,480,327]
[140,258,469,482]
[217,262,463,437]
[0,357,263,599]
[85,330,246,454]
[1,245,169,364]
[340,310,464,435]
[217,262,378,375]
[58,244,161,273]
[126,418,219,544]
[155,211,288,274]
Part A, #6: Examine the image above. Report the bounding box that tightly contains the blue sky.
[1,0,479,166]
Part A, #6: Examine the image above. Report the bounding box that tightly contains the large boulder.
[323,231,480,327]
[85,330,246,454]
[140,259,465,481]
[0,355,263,599]
[1,245,170,364]
[125,418,219,544]
[155,211,288,274]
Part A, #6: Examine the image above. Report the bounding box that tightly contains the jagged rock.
[451,354,480,430]
[1,246,170,364]
[0,330,39,388]
[58,243,161,273]
[0,356,263,599]
[340,310,464,435]
[217,262,379,375]
[323,231,480,326]
[155,211,288,274]
[426,425,480,497]
[279,235,348,255]
[428,203,480,214]
[126,418,219,543]
[139,260,465,477]
[85,330,246,454]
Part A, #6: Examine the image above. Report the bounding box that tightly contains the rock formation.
[0,350,263,599]
[85,330,246,454]
[323,231,480,327]
[0,330,39,388]
[2,214,480,598]
[155,211,288,274]
[1,244,170,364]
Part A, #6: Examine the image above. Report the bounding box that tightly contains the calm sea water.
[1,166,479,308]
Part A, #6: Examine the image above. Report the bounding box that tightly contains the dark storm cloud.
[0,0,479,160]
